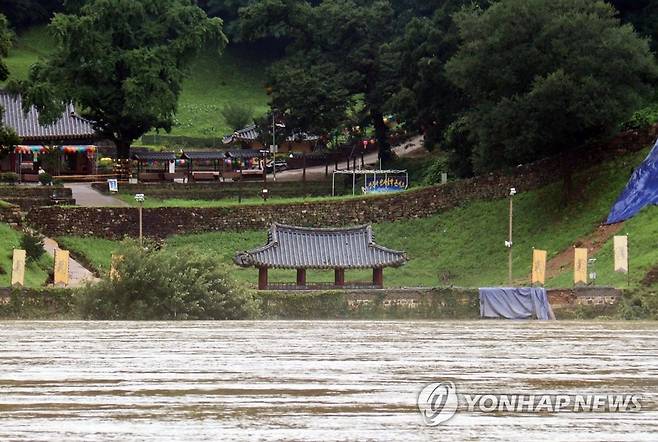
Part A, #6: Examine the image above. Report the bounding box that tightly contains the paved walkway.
[43,237,99,288]
[67,182,130,207]
[272,135,427,182]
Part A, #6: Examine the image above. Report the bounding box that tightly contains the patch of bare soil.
[544,222,625,280]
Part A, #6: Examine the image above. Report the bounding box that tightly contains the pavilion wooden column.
[296,268,306,286]
[373,268,383,288]
[258,267,268,290]
[335,268,345,287]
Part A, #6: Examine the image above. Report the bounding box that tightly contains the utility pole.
[507,187,516,286]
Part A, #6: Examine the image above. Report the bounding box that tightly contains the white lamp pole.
[272,112,276,181]
[135,193,145,247]
[506,187,517,286]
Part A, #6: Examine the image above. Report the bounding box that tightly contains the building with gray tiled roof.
[0,91,97,143]
[235,223,408,289]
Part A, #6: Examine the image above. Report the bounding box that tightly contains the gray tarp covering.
[479,287,555,320]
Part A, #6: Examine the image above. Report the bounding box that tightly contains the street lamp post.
[135,193,145,247]
[271,113,285,181]
[506,187,517,286]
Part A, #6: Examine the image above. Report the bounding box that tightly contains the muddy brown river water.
[0,321,656,441]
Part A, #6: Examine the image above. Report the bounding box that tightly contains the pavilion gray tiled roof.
[181,151,228,160]
[132,152,176,161]
[0,91,96,141]
[235,223,408,270]
[222,124,320,144]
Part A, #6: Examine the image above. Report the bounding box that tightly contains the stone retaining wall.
[91,179,346,200]
[25,125,658,239]
[27,166,554,238]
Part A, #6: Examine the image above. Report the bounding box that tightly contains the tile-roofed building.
[0,91,97,142]
[235,223,408,289]
[222,124,322,154]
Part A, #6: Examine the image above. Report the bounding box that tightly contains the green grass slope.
[3,27,270,139]
[0,223,52,287]
[55,146,658,289]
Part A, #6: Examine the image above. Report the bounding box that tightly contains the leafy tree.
[0,14,19,150]
[15,0,226,159]
[79,241,259,320]
[241,0,397,160]
[445,0,657,180]
[221,102,254,130]
[607,1,658,49]
[385,1,484,150]
[0,0,62,30]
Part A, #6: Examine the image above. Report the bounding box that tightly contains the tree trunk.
[372,110,391,163]
[116,139,132,159]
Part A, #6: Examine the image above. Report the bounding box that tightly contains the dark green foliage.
[38,172,52,186]
[16,0,226,158]
[20,230,45,262]
[385,1,482,150]
[445,0,658,175]
[618,288,658,320]
[240,0,397,159]
[221,101,254,130]
[0,288,76,319]
[0,0,62,30]
[0,172,19,183]
[79,241,259,320]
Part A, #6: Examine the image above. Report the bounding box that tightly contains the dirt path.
[67,182,129,207]
[43,237,99,287]
[544,223,625,280]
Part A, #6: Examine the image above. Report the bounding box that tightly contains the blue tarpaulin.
[606,138,658,224]
[479,287,555,320]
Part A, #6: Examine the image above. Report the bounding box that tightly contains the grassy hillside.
[0,223,51,287]
[2,27,270,139]
[54,146,658,289]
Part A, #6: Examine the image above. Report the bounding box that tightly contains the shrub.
[79,241,259,320]
[221,102,254,131]
[618,289,658,320]
[38,172,53,186]
[20,230,46,262]
[0,172,18,183]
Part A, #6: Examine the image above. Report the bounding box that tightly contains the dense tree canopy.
[445,0,657,175]
[0,14,19,150]
[14,0,226,158]
[241,0,399,159]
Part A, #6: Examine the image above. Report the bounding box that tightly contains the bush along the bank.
[0,288,76,319]
[79,241,259,320]
[617,288,658,320]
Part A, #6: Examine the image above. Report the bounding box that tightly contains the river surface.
[0,321,656,441]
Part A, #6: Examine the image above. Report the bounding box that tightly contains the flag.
[614,235,629,273]
[532,249,547,285]
[574,248,588,285]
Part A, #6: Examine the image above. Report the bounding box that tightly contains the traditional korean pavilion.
[235,223,408,290]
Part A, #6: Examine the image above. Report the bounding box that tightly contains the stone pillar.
[373,268,383,288]
[296,268,307,286]
[335,268,345,287]
[258,267,268,290]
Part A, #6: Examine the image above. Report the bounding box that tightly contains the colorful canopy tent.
[606,138,658,224]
